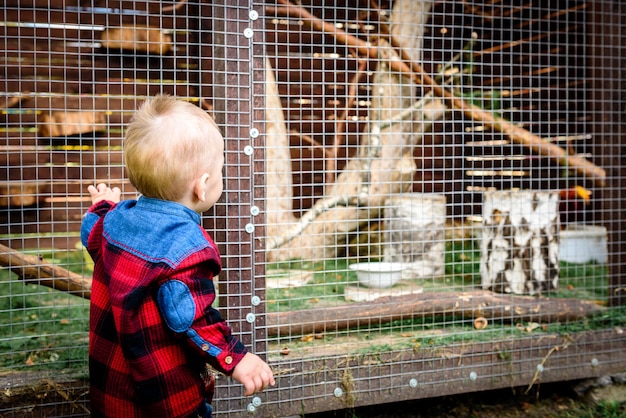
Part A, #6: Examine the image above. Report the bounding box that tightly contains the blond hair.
[124,95,221,201]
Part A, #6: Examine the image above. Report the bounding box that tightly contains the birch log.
[265,58,298,262]
[480,190,560,295]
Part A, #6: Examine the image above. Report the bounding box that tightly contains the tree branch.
[267,1,606,186]
[0,244,92,299]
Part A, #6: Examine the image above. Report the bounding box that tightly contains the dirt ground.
[2,378,626,417]
[309,379,626,418]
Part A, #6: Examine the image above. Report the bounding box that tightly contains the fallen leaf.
[25,355,36,366]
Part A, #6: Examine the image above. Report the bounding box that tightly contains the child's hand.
[231,352,275,396]
[87,183,121,205]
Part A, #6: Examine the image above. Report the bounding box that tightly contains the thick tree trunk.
[480,191,560,295]
[266,290,603,337]
[268,0,440,261]
[264,58,297,262]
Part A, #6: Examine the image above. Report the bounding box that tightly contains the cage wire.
[0,1,625,417]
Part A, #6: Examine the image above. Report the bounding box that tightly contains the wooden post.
[588,1,626,306]
[480,190,560,295]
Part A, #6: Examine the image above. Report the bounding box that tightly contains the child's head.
[124,94,224,206]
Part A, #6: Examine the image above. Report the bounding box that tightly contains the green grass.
[265,238,618,357]
[0,249,91,372]
[266,258,352,311]
[0,240,617,372]
[265,240,483,313]
[582,401,626,418]
[557,261,609,301]
[266,239,610,314]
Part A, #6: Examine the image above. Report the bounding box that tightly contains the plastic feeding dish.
[349,262,405,288]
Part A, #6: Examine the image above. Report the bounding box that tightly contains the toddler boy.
[82,94,274,417]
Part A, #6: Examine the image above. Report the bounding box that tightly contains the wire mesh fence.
[1,1,625,417]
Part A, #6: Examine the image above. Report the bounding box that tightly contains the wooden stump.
[383,194,446,279]
[480,190,560,295]
[0,181,44,207]
[38,110,106,137]
[100,26,172,55]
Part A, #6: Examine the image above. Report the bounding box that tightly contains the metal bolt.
[250,205,260,216]
[246,313,256,323]
[247,403,256,413]
[409,378,418,388]
[333,387,343,397]
[249,127,260,138]
[251,295,261,306]
[243,28,254,39]
[252,396,262,407]
[245,223,255,234]
[469,372,478,381]
[243,145,254,156]
[249,10,259,21]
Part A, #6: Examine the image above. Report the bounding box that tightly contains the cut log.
[0,181,45,207]
[1,93,27,110]
[100,26,173,55]
[38,110,106,137]
[0,244,92,299]
[383,194,447,279]
[480,190,560,295]
[265,290,603,337]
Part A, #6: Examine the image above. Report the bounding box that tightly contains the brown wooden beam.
[588,1,626,306]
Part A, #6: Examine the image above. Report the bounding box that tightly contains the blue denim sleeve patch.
[157,280,222,357]
[157,280,196,333]
[81,212,100,247]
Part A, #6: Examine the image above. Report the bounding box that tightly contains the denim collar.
[136,196,201,225]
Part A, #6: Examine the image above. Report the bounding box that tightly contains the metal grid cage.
[1,1,625,417]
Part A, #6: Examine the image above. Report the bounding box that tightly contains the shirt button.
[224,356,233,364]
[201,344,209,351]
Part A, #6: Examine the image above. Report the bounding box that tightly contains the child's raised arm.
[88,183,121,205]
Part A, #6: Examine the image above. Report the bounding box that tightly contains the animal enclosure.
[1,1,625,417]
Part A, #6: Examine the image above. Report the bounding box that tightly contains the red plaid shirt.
[82,197,247,417]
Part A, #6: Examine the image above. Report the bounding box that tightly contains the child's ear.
[194,173,210,201]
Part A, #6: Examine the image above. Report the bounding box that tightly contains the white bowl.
[349,262,405,288]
